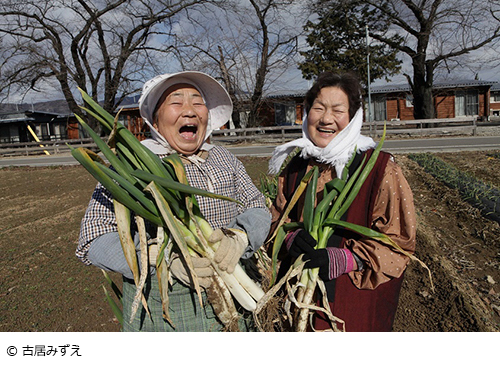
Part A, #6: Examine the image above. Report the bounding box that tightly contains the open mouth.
[317,127,336,134]
[179,125,198,140]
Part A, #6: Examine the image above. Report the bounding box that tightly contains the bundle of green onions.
[255,125,432,332]
[71,89,264,330]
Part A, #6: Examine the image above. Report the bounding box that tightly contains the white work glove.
[170,254,214,289]
[208,228,248,274]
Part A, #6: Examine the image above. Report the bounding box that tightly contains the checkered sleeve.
[186,146,270,256]
[75,182,118,265]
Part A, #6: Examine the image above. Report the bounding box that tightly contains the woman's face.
[307,86,350,148]
[153,83,208,155]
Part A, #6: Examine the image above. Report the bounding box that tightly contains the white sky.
[4,0,499,104]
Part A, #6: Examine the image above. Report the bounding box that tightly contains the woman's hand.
[209,228,248,274]
[286,229,356,281]
[170,255,214,289]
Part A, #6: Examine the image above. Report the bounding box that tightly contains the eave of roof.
[0,117,35,124]
[491,82,500,91]
[265,89,308,98]
[264,79,499,98]
[370,80,498,94]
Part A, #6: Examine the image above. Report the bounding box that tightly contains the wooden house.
[260,89,307,127]
[0,110,77,144]
[114,104,149,141]
[261,79,498,124]
[368,80,496,122]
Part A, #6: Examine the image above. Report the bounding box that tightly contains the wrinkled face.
[153,83,208,155]
[307,86,350,148]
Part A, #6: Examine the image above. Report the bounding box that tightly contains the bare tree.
[172,0,307,129]
[356,0,500,119]
[0,0,220,132]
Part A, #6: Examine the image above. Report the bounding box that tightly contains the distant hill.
[0,99,71,114]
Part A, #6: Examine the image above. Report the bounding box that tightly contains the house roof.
[116,103,139,111]
[0,110,70,124]
[265,79,499,98]
[0,116,35,124]
[370,80,497,94]
[0,111,34,124]
[265,89,308,98]
[491,82,500,91]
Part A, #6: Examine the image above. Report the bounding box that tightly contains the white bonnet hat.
[138,71,233,140]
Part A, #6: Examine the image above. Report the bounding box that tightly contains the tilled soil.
[392,153,500,331]
[0,151,499,332]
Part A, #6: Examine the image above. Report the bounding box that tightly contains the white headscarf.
[268,107,376,178]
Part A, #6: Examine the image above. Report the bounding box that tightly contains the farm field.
[0,150,499,332]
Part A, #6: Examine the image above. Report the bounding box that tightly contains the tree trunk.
[411,56,435,121]
[231,109,241,130]
[412,84,434,120]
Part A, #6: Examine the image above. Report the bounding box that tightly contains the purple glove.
[285,229,355,281]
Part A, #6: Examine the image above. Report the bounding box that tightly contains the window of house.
[491,92,500,102]
[365,96,387,121]
[53,124,67,139]
[406,94,414,108]
[274,102,296,125]
[34,125,46,139]
[373,97,387,121]
[11,125,21,143]
[41,123,56,140]
[0,125,10,143]
[118,114,127,127]
[455,90,478,116]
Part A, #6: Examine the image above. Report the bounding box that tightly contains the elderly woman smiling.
[268,71,416,332]
[305,86,352,148]
[152,83,209,155]
[76,71,271,332]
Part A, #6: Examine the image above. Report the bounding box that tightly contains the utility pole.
[366,25,372,123]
